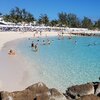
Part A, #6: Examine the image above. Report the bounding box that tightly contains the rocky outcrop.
[95,83,100,96]
[49,88,67,100]
[0,82,66,100]
[77,94,100,100]
[0,82,100,100]
[64,82,100,100]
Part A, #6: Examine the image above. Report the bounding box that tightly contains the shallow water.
[16,36,100,91]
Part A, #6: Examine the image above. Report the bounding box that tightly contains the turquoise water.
[17,36,100,91]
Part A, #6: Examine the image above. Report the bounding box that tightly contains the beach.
[0,31,62,91]
[0,31,100,92]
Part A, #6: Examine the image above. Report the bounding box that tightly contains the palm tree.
[26,12,35,23]
[58,12,68,27]
[94,19,100,29]
[38,14,49,26]
[82,17,93,29]
[50,20,58,27]
[67,13,81,28]
[0,13,2,16]
[3,7,35,24]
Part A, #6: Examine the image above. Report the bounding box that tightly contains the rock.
[0,91,13,100]
[65,83,94,99]
[95,83,100,97]
[49,88,67,100]
[0,82,67,100]
[26,82,49,94]
[77,94,100,100]
[12,82,50,100]
[1,82,100,100]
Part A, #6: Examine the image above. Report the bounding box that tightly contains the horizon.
[0,0,100,21]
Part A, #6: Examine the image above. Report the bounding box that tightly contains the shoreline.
[0,31,64,91]
[0,31,100,92]
[0,31,63,50]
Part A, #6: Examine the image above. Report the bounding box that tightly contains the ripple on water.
[17,36,100,92]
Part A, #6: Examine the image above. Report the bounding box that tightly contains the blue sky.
[0,0,100,20]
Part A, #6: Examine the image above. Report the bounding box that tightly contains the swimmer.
[28,38,31,40]
[88,44,91,46]
[43,40,46,45]
[74,41,77,44]
[37,39,39,42]
[47,39,51,45]
[93,42,96,45]
[68,36,72,39]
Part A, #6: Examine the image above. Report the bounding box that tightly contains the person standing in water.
[35,44,38,51]
[31,42,34,48]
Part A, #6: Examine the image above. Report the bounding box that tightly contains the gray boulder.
[65,83,94,99]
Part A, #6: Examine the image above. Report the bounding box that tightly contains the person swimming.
[47,39,51,45]
[37,39,39,42]
[42,40,46,45]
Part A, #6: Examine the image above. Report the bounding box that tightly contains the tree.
[50,20,58,27]
[0,13,2,16]
[82,17,93,29]
[3,7,35,24]
[67,13,81,28]
[38,14,49,26]
[58,12,68,27]
[94,19,100,29]
[3,14,11,22]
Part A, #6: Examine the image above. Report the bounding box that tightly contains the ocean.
[16,36,100,91]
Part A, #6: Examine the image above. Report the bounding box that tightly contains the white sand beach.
[0,30,99,91]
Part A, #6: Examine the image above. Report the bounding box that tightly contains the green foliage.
[50,20,58,27]
[1,7,100,29]
[58,12,68,27]
[82,17,93,29]
[67,13,81,28]
[3,7,35,24]
[94,19,100,29]
[0,13,2,16]
[38,14,49,26]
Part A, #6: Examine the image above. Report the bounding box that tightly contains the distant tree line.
[0,7,100,30]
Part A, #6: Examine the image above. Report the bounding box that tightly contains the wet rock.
[77,94,100,100]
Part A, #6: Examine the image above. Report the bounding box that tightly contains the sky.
[0,0,100,20]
